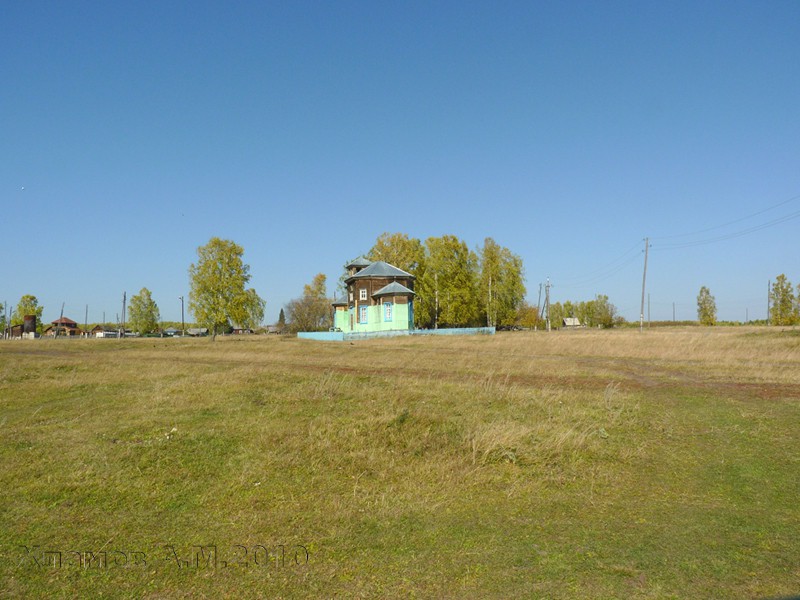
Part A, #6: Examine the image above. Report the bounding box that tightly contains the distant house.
[186,328,208,337]
[562,317,582,329]
[45,317,83,337]
[332,259,415,334]
[231,324,254,335]
[163,327,181,337]
[91,325,118,338]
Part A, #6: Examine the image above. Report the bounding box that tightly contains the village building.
[44,317,83,337]
[333,259,415,334]
[91,325,119,338]
[8,315,40,339]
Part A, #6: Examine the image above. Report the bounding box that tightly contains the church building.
[333,258,415,333]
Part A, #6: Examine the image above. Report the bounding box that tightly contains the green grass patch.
[1,329,799,598]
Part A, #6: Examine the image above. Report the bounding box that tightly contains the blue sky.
[2,1,799,325]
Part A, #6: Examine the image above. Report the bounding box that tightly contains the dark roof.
[346,257,372,269]
[331,296,348,306]
[51,317,78,326]
[346,260,414,281]
[372,282,415,297]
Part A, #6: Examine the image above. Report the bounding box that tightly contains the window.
[384,302,393,321]
[359,288,367,301]
[359,306,368,324]
[349,292,353,302]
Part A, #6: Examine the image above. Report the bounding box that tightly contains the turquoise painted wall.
[345,301,413,333]
[334,310,349,331]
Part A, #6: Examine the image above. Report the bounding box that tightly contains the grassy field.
[1,327,799,599]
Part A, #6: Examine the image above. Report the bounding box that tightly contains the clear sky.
[2,1,799,325]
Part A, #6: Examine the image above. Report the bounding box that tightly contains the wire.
[557,252,643,289]
[556,240,643,288]
[651,192,800,241]
[654,207,800,250]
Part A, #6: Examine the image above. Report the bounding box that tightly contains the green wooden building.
[333,259,415,333]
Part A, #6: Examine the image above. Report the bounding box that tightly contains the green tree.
[128,288,161,334]
[547,301,564,329]
[478,238,526,327]
[11,294,44,333]
[367,232,425,275]
[0,301,6,336]
[515,301,539,329]
[770,274,797,325]
[696,286,717,326]
[592,294,619,328]
[575,300,594,327]
[241,288,266,330]
[417,235,479,328]
[286,273,332,333]
[188,237,265,340]
[277,308,286,332]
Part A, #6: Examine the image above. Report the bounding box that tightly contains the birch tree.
[188,237,265,340]
[478,238,526,328]
[770,274,797,325]
[697,286,717,326]
[128,288,161,334]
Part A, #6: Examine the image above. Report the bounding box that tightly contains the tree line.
[696,274,800,326]
[283,232,528,332]
[546,295,623,329]
[131,236,268,338]
[768,274,800,325]
[1,238,268,340]
[8,237,795,338]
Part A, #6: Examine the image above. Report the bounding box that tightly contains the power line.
[653,207,800,250]
[651,192,800,241]
[557,252,642,288]
[555,240,642,288]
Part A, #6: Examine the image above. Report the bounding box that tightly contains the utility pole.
[179,296,185,337]
[767,280,771,325]
[639,237,649,333]
[121,292,126,339]
[648,293,651,327]
[434,273,439,329]
[485,275,490,327]
[545,278,551,332]
[54,303,65,338]
[535,283,543,331]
